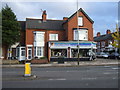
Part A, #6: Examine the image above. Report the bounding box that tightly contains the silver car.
[96,52,109,58]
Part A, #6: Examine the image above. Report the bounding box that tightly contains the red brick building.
[3,8,97,61]
[94,30,116,53]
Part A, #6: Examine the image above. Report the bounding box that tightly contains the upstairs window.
[49,34,58,40]
[74,29,88,40]
[33,31,45,42]
[78,17,83,26]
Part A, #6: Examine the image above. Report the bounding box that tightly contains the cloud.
[2,1,118,36]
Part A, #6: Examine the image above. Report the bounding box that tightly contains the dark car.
[109,52,120,59]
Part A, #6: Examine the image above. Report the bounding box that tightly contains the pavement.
[1,58,119,68]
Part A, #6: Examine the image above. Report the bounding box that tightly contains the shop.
[49,41,96,61]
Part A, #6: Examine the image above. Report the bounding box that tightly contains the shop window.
[51,49,67,57]
[97,42,100,46]
[71,49,89,58]
[49,34,58,40]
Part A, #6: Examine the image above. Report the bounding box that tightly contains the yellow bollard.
[24,63,31,76]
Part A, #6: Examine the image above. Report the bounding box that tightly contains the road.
[2,65,119,88]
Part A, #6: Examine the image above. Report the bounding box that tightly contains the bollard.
[24,63,31,76]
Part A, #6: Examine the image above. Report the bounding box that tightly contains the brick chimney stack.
[63,17,68,20]
[106,29,111,34]
[42,10,47,22]
[97,32,101,37]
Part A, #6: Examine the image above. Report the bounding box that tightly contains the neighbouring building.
[2,8,97,61]
[94,30,117,53]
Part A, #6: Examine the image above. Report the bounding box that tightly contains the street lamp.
[76,0,80,65]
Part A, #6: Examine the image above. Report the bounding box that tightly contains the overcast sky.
[2,1,119,36]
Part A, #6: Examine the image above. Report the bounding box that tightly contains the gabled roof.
[94,33,113,41]
[64,8,94,24]
[26,18,65,30]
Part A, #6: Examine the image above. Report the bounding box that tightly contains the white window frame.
[34,32,45,42]
[34,47,44,57]
[33,31,45,47]
[27,47,32,60]
[49,34,58,40]
[78,16,83,26]
[74,29,88,40]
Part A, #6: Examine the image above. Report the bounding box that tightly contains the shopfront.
[48,41,97,61]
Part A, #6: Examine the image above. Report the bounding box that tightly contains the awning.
[49,41,97,49]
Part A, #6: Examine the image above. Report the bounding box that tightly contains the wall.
[64,11,93,41]
[26,29,65,59]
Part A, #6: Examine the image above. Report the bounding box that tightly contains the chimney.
[106,29,111,34]
[42,10,47,22]
[63,17,68,20]
[97,32,101,37]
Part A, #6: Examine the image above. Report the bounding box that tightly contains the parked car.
[109,52,120,59]
[96,52,109,58]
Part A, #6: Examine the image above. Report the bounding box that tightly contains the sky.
[1,0,119,36]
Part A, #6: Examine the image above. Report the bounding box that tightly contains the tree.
[2,4,21,59]
[111,24,120,53]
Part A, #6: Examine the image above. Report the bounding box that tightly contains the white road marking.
[81,78,96,80]
[112,68,119,70]
[103,72,111,74]
[46,71,64,72]
[66,71,80,72]
[46,71,80,72]
[48,78,66,80]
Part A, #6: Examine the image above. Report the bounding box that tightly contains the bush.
[40,57,47,59]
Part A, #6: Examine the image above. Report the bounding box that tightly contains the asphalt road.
[2,65,119,88]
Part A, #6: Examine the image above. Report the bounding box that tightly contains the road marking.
[46,71,81,72]
[66,71,80,72]
[81,78,96,80]
[103,72,111,74]
[48,78,66,80]
[112,68,119,70]
[46,71,64,72]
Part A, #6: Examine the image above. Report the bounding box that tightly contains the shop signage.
[49,42,96,49]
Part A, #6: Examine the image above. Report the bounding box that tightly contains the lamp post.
[76,0,80,65]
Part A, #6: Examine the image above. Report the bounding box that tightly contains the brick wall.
[26,29,65,58]
[64,11,93,41]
